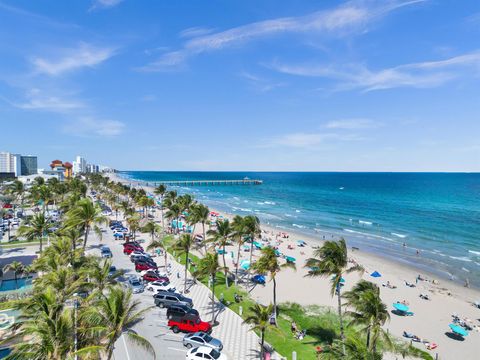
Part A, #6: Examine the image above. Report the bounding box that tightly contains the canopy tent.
[370,271,382,278]
[393,302,409,312]
[240,260,250,270]
[449,324,468,337]
[285,256,296,263]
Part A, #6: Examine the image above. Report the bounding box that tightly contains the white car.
[145,280,175,293]
[186,346,227,360]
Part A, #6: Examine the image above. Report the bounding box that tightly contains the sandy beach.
[111,173,480,360]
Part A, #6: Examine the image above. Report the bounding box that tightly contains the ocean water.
[119,171,480,287]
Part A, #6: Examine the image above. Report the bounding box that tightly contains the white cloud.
[89,0,123,11]
[65,117,125,137]
[325,118,379,129]
[264,132,364,149]
[12,88,84,112]
[31,43,115,76]
[270,51,480,91]
[141,0,425,71]
[239,71,285,92]
[179,27,215,39]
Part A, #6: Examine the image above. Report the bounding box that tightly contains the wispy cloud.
[89,0,123,11]
[270,50,480,91]
[179,27,215,39]
[31,43,115,76]
[9,88,84,112]
[239,71,285,92]
[263,132,364,149]
[141,0,425,71]
[325,118,379,129]
[64,117,125,137]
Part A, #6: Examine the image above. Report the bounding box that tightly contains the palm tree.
[154,184,167,228]
[8,179,25,210]
[254,247,296,323]
[147,237,169,269]
[243,303,275,360]
[165,203,182,234]
[81,286,155,360]
[65,198,107,249]
[193,252,222,324]
[31,184,53,214]
[5,287,81,360]
[343,280,391,352]
[232,215,246,285]
[193,203,210,252]
[305,238,363,355]
[127,215,141,240]
[244,215,261,267]
[141,221,161,245]
[173,234,194,293]
[17,212,51,253]
[85,259,123,294]
[207,219,232,287]
[3,261,24,289]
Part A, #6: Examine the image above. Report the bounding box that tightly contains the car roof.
[195,346,215,354]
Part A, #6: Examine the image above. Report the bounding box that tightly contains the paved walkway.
[166,254,261,360]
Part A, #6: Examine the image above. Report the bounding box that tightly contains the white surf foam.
[449,256,472,262]
[391,233,407,238]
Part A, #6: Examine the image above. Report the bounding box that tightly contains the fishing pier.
[148,179,263,186]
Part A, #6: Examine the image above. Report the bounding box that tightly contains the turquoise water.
[120,172,480,287]
[0,278,32,292]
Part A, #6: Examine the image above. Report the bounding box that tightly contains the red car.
[168,317,212,334]
[135,262,157,272]
[123,244,143,255]
[142,272,169,282]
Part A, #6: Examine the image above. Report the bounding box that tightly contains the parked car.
[186,346,226,360]
[143,271,168,283]
[145,280,175,293]
[130,253,152,263]
[183,332,223,351]
[132,255,156,265]
[123,243,143,255]
[168,317,211,334]
[128,277,144,294]
[101,246,112,258]
[135,261,157,272]
[108,266,118,277]
[166,304,199,320]
[154,291,193,308]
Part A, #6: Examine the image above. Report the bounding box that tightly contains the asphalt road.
[87,229,187,360]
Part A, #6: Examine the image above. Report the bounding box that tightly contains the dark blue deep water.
[120,171,480,286]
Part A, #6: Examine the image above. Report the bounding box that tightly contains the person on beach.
[291,321,297,333]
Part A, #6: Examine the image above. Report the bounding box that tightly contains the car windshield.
[131,281,141,286]
[203,334,213,342]
[209,349,221,359]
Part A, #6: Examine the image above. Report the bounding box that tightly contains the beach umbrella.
[274,250,282,257]
[449,324,468,337]
[393,302,409,312]
[240,260,250,270]
[113,233,123,238]
[370,271,382,278]
[285,256,296,263]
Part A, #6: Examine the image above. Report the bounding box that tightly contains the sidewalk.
[166,254,261,360]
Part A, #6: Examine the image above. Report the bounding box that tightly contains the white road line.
[122,333,131,360]
[167,347,187,353]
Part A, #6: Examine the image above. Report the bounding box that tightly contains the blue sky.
[0,0,479,171]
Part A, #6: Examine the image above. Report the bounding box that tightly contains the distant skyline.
[1,0,479,172]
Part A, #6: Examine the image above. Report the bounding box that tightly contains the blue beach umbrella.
[393,302,409,312]
[240,260,250,270]
[370,271,382,278]
[113,233,123,238]
[285,256,296,263]
[449,324,468,337]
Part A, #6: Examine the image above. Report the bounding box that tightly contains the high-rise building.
[72,156,87,175]
[20,155,38,175]
[0,152,21,176]
[86,164,99,174]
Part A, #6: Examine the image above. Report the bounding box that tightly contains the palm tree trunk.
[211,277,216,324]
[39,235,43,253]
[14,273,18,290]
[249,239,254,270]
[273,276,277,323]
[222,244,228,287]
[184,250,189,292]
[202,222,207,254]
[83,226,90,249]
[260,330,265,359]
[366,326,371,349]
[336,283,346,356]
[235,241,242,285]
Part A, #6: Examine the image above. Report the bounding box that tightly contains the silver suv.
[128,277,144,294]
[183,332,223,351]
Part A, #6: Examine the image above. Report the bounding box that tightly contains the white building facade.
[72,156,87,175]
[0,152,21,176]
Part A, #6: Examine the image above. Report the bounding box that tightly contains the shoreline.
[110,172,480,359]
[112,172,478,292]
